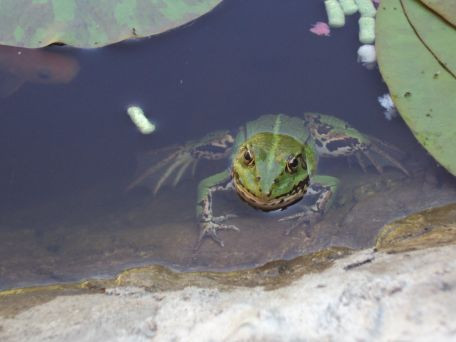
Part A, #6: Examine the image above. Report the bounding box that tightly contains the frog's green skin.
[129,113,408,248]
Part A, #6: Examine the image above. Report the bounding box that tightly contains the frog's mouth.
[232,172,310,211]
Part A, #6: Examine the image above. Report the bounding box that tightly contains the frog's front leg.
[195,170,240,249]
[279,175,339,236]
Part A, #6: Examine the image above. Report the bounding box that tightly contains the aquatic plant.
[376,0,456,176]
[0,0,222,48]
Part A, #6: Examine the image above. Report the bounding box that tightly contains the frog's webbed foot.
[356,135,409,176]
[278,208,321,236]
[278,177,337,236]
[126,146,196,194]
[195,217,240,249]
[127,131,234,194]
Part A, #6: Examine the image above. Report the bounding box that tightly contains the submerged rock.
[376,203,456,253]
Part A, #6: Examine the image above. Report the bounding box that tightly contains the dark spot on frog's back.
[317,124,332,135]
[326,137,359,152]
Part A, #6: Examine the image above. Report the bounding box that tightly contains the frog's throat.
[232,172,310,211]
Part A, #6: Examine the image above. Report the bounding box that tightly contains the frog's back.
[232,114,309,155]
[246,114,308,142]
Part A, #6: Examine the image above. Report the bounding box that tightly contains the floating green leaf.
[376,0,456,176]
[404,0,456,76]
[0,0,223,48]
[419,0,456,27]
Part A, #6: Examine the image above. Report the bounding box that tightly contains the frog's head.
[232,132,316,211]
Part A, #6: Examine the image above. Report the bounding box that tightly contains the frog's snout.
[256,187,272,199]
[257,176,276,199]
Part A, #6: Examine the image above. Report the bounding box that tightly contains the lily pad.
[419,0,456,27]
[404,0,456,77]
[0,0,222,48]
[376,0,456,176]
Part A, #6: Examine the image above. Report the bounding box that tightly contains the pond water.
[0,0,455,290]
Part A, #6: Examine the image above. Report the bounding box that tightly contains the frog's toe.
[153,153,195,194]
[358,147,410,176]
[279,210,320,236]
[195,221,240,249]
[285,222,311,237]
[212,214,238,223]
[127,146,199,194]
[281,217,310,236]
[362,149,384,174]
[355,137,409,176]
[278,212,302,222]
[355,151,368,173]
[370,144,410,176]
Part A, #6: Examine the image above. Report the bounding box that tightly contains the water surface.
[1,0,455,290]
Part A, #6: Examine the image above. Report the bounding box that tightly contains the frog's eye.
[286,155,299,173]
[243,149,255,166]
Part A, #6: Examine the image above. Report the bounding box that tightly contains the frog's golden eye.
[286,155,299,173]
[243,149,255,166]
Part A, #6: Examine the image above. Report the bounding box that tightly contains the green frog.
[128,113,408,248]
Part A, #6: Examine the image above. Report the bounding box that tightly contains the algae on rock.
[376,203,456,253]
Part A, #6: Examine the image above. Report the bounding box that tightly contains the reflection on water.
[0,0,455,290]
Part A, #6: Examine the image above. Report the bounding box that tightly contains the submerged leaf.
[419,0,456,27]
[0,0,223,48]
[376,0,456,176]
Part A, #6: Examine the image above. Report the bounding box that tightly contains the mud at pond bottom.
[1,203,456,340]
[0,157,455,290]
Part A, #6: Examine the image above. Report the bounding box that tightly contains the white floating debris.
[325,0,345,28]
[355,0,377,17]
[359,16,375,44]
[127,106,156,134]
[338,0,358,15]
[357,44,376,63]
[378,93,397,120]
[357,44,376,69]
